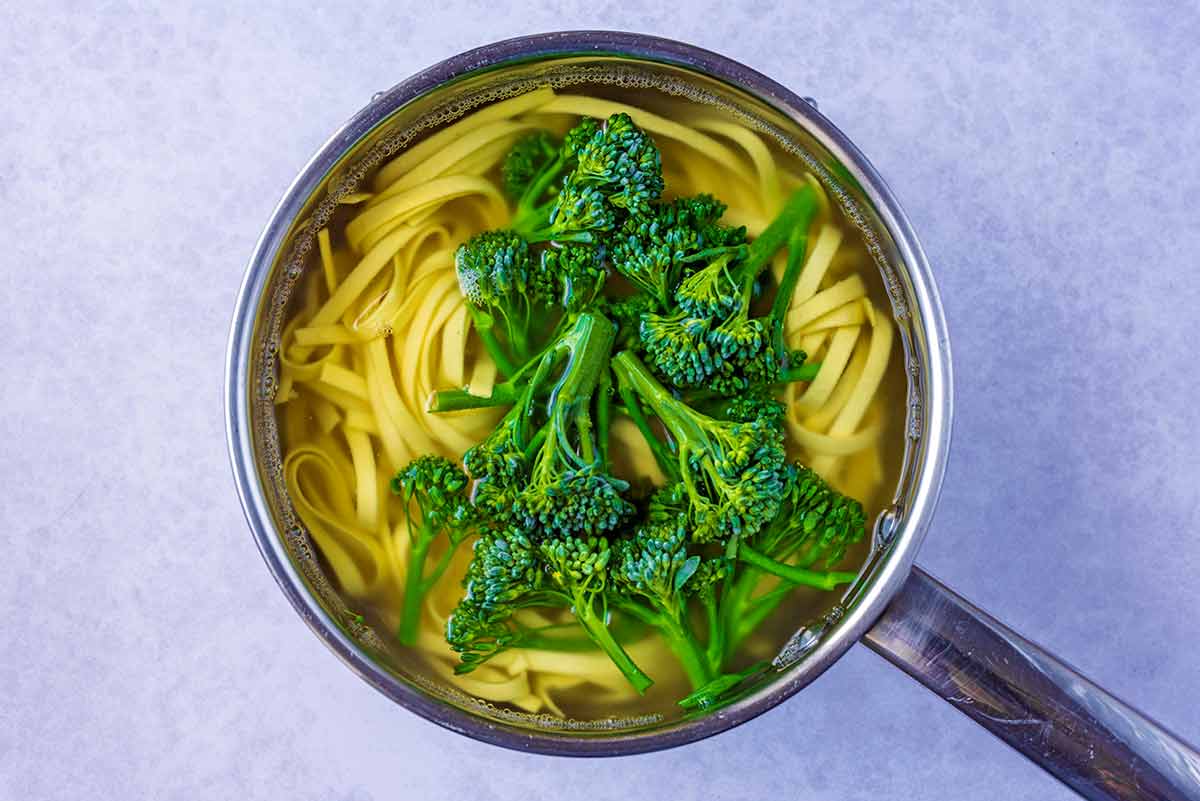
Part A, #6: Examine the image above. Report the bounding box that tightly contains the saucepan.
[224,31,1200,799]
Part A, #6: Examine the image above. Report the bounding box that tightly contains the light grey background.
[3,2,1197,799]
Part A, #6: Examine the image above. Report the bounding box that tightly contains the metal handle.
[863,566,1200,800]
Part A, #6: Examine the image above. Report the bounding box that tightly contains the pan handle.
[862,566,1200,800]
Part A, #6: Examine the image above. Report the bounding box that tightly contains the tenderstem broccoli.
[390,456,479,645]
[513,312,633,537]
[639,186,819,393]
[454,230,557,376]
[719,463,866,659]
[610,350,788,544]
[608,194,745,309]
[612,509,712,688]
[506,113,664,245]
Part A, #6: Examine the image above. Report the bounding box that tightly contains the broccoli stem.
[427,382,521,412]
[729,581,797,651]
[616,601,711,690]
[742,186,818,280]
[504,310,533,366]
[721,569,791,659]
[767,199,818,356]
[611,350,691,432]
[517,614,647,653]
[467,309,521,378]
[423,543,460,594]
[525,227,595,246]
[736,543,857,591]
[511,152,567,230]
[699,592,724,674]
[720,563,761,658]
[659,615,714,690]
[576,407,595,464]
[783,362,821,382]
[597,368,612,471]
[522,422,550,461]
[432,312,582,414]
[615,384,679,480]
[575,607,654,693]
[397,536,432,646]
[678,660,772,711]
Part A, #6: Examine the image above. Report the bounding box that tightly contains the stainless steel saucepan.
[225,31,1200,799]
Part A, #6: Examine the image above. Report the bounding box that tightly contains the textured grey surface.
[2,2,1198,799]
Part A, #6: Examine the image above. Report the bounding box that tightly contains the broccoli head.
[639,188,819,394]
[455,229,559,376]
[611,513,714,689]
[609,194,745,309]
[572,112,664,216]
[719,462,866,661]
[504,119,600,233]
[540,243,607,314]
[510,113,664,245]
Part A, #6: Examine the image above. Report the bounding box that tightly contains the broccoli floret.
[610,351,788,544]
[390,456,479,645]
[707,391,787,425]
[600,292,657,348]
[612,513,714,689]
[449,312,632,534]
[453,114,664,375]
[447,521,654,691]
[463,402,535,522]
[608,194,742,309]
[454,230,558,377]
[562,117,602,155]
[639,188,820,394]
[537,534,654,692]
[513,312,634,536]
[445,526,576,672]
[644,481,689,523]
[444,596,518,671]
[460,335,571,519]
[572,112,664,216]
[501,131,559,201]
[638,311,717,389]
[429,262,613,415]
[671,194,747,250]
[508,113,664,245]
[504,120,598,233]
[746,463,867,570]
[540,243,607,313]
[719,462,866,660]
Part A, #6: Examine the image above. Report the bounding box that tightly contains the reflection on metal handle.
[863,566,1200,801]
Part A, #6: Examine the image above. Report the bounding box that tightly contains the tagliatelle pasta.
[275,87,896,716]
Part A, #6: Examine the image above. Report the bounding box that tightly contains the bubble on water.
[256,373,277,400]
[774,605,845,668]
[873,505,903,547]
